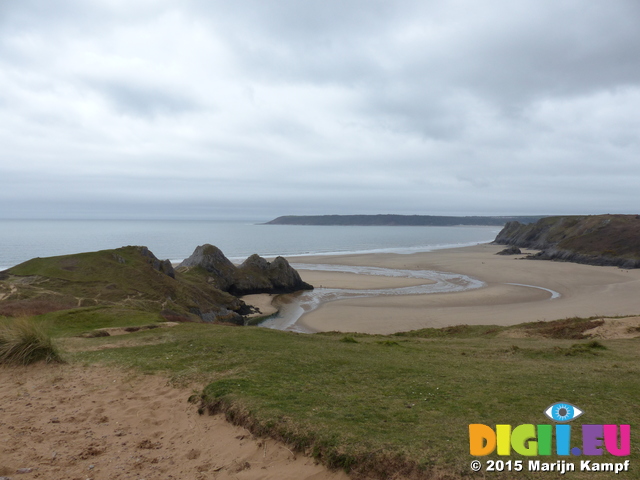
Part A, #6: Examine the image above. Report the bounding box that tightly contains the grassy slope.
[498,214,640,259]
[557,215,640,258]
[1,246,241,321]
[55,318,640,480]
[38,306,163,337]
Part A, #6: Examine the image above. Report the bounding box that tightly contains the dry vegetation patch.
[0,317,60,365]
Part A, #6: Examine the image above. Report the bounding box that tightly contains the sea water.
[0,219,501,270]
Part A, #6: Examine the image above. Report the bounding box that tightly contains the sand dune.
[0,364,350,480]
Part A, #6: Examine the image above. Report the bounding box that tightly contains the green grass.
[393,316,608,340]
[499,214,640,260]
[2,246,242,321]
[35,306,164,337]
[52,319,640,479]
[0,316,61,365]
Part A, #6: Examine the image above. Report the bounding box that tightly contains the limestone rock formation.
[135,246,176,278]
[177,244,236,290]
[178,245,313,296]
[232,254,313,296]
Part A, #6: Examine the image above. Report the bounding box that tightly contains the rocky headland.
[494,214,640,269]
[266,214,543,226]
[0,245,312,327]
[177,244,313,296]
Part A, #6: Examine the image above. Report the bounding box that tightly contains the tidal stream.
[259,264,562,333]
[260,264,487,332]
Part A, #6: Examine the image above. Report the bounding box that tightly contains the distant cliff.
[494,214,640,268]
[265,214,544,226]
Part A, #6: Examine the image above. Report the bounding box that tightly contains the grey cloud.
[186,1,640,144]
[89,81,199,117]
[1,0,640,219]
[190,1,640,94]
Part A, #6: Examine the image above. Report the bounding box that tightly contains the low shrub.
[0,298,76,317]
[339,336,358,343]
[0,317,61,365]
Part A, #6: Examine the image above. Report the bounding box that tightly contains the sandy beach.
[286,244,640,334]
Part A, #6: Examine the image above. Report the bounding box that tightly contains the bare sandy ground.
[292,244,640,334]
[497,316,640,339]
[0,364,350,480]
[582,316,640,339]
[240,294,279,319]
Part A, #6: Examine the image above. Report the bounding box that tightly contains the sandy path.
[291,244,640,334]
[0,364,350,480]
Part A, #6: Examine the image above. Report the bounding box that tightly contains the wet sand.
[290,244,640,334]
[294,270,433,290]
[241,294,279,319]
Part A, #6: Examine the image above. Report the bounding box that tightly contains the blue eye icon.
[544,403,584,422]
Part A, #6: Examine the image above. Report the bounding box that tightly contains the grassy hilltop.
[495,214,640,268]
[0,246,247,331]
[0,244,311,332]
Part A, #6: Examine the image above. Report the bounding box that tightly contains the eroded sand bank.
[0,364,349,480]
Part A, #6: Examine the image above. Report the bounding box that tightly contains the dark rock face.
[525,248,640,269]
[493,215,640,269]
[496,246,522,255]
[198,307,244,325]
[231,254,313,296]
[178,245,313,296]
[178,244,236,290]
[494,220,558,250]
[135,246,175,278]
[157,259,175,279]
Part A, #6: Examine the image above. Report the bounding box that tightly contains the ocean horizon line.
[2,240,497,273]
[0,220,500,272]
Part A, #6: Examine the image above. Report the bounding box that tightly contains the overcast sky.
[1,0,639,220]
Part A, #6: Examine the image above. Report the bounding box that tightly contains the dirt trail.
[0,284,17,301]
